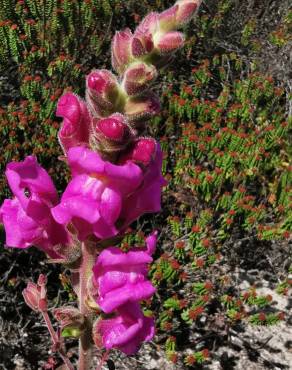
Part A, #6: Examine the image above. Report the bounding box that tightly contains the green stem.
[78,242,96,370]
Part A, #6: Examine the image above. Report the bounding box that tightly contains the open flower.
[92,231,157,313]
[0,156,70,257]
[51,146,144,240]
[119,142,167,227]
[93,301,155,355]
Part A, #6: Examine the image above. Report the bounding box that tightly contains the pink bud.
[136,12,159,36]
[159,1,201,31]
[175,0,201,26]
[111,28,133,74]
[158,5,178,32]
[22,282,41,312]
[121,138,156,166]
[122,62,158,96]
[57,93,90,153]
[86,70,121,117]
[37,274,47,286]
[131,34,154,58]
[96,113,127,142]
[124,93,160,125]
[156,31,185,54]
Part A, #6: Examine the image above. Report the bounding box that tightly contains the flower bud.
[22,282,40,312]
[124,93,160,127]
[111,28,133,74]
[56,93,90,154]
[54,306,85,338]
[155,31,185,54]
[86,70,122,117]
[131,13,159,58]
[96,113,127,142]
[120,138,157,167]
[122,62,158,96]
[175,0,201,27]
[158,5,178,31]
[131,34,154,58]
[159,0,200,31]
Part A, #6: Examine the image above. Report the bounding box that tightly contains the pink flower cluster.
[0,0,201,356]
[92,232,157,354]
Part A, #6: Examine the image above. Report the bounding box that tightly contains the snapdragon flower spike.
[57,93,90,154]
[51,146,144,241]
[122,62,158,96]
[93,302,154,355]
[111,28,133,74]
[0,156,70,258]
[86,70,123,117]
[159,0,201,31]
[92,231,157,313]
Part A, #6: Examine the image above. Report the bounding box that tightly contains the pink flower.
[56,93,90,154]
[93,302,155,355]
[92,232,157,313]
[51,146,144,240]
[119,143,167,227]
[0,156,70,257]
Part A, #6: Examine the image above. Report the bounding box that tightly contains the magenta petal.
[97,281,156,313]
[145,231,158,255]
[57,93,90,153]
[0,198,36,248]
[6,156,58,210]
[120,143,166,226]
[94,247,153,269]
[95,302,155,355]
[100,188,122,225]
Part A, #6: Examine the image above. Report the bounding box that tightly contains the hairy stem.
[42,311,74,370]
[78,242,96,370]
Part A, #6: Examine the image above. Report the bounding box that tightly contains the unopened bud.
[159,1,200,31]
[96,113,127,142]
[131,34,154,58]
[158,5,178,32]
[175,0,201,27]
[122,62,157,96]
[37,274,47,287]
[124,93,160,127]
[54,306,85,338]
[22,282,41,312]
[57,93,90,153]
[111,28,133,74]
[155,31,185,54]
[120,138,157,167]
[86,70,123,117]
[131,13,158,58]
